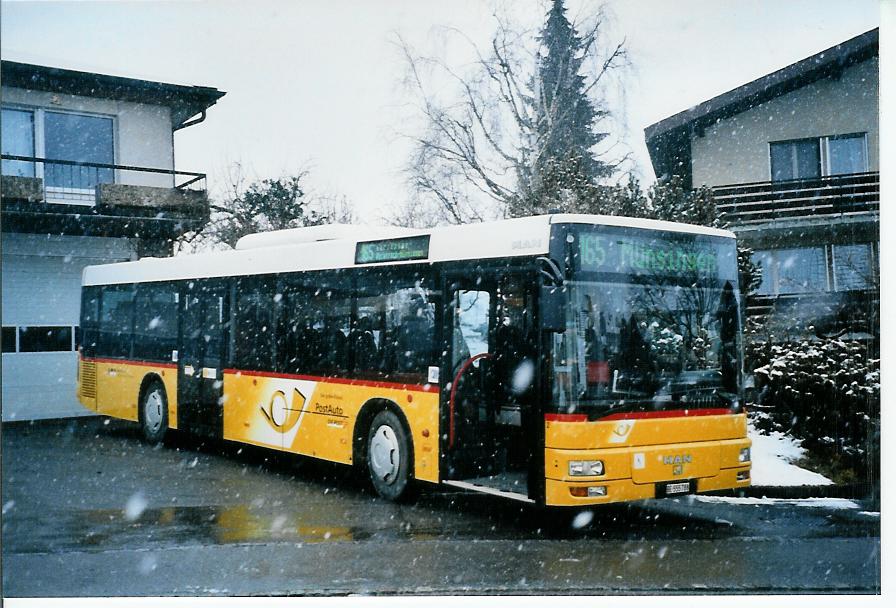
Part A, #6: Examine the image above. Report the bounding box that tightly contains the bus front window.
[550,228,742,419]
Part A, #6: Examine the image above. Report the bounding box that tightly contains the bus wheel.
[366,410,413,501]
[140,381,168,444]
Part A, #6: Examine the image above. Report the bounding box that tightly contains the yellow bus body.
[79,356,440,484]
[79,353,749,507]
[221,369,441,483]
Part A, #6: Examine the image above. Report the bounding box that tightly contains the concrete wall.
[1,86,175,188]
[691,57,879,187]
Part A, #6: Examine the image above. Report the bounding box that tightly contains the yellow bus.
[77,214,751,506]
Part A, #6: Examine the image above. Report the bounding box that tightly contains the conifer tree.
[512,0,616,216]
[533,0,611,184]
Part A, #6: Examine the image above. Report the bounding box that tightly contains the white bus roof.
[82,214,735,286]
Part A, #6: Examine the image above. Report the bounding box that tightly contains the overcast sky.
[1,0,881,223]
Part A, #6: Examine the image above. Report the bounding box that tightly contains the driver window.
[453,290,490,370]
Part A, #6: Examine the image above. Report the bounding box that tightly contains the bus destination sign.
[578,233,726,278]
[355,235,431,264]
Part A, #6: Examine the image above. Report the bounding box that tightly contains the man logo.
[662,454,692,465]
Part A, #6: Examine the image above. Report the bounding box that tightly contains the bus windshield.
[550,226,742,419]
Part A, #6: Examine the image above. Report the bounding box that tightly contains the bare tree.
[394,1,628,226]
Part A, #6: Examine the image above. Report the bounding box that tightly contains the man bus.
[77,214,751,507]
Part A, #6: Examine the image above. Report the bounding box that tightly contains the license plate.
[665,481,691,495]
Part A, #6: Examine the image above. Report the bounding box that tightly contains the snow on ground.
[694,496,859,509]
[747,417,833,487]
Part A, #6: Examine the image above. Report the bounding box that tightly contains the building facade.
[645,29,879,342]
[1,61,224,420]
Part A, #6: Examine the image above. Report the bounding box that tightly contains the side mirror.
[540,285,567,333]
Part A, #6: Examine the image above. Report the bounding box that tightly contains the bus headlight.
[569,460,604,476]
[739,447,751,463]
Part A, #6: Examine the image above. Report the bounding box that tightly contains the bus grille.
[80,361,97,399]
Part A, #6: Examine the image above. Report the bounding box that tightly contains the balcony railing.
[1,154,206,206]
[713,171,879,226]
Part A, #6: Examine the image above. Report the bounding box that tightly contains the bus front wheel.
[140,380,169,444]
[366,410,413,501]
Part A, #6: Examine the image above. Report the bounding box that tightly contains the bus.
[77,214,751,507]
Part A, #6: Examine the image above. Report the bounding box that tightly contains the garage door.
[2,233,136,421]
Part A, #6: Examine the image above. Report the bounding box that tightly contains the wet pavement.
[1,418,880,596]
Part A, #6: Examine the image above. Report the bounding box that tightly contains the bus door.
[178,280,229,438]
[444,272,537,501]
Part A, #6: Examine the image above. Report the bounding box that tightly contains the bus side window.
[384,285,436,380]
[133,283,177,362]
[277,283,314,374]
[234,278,277,372]
[80,286,101,357]
[97,285,135,359]
[314,286,352,375]
[352,283,384,378]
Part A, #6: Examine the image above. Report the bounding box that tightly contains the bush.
[748,335,879,485]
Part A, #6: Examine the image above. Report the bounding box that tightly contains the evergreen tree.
[535,0,607,174]
[516,0,614,216]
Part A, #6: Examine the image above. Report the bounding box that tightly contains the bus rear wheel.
[140,380,168,444]
[366,410,413,501]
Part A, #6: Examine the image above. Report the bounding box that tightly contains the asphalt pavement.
[1,418,881,596]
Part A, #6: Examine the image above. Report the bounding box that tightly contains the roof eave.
[0,60,226,129]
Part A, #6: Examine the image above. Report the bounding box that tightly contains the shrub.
[748,335,879,485]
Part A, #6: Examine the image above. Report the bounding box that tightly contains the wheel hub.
[144,390,164,432]
[369,424,400,483]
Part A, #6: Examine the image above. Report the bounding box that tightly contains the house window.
[770,133,868,182]
[18,326,74,352]
[826,134,868,176]
[1,105,115,204]
[832,243,874,291]
[753,247,828,296]
[1,107,35,177]
[2,327,17,353]
[43,111,114,190]
[770,139,820,181]
[1,326,78,353]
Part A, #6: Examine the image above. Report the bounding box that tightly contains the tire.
[366,409,413,501]
[140,380,169,444]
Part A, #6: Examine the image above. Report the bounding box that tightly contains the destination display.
[577,231,734,279]
[355,235,431,264]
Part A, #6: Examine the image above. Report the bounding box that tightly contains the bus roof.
[82,214,735,286]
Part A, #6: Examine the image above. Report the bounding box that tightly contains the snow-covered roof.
[82,214,735,286]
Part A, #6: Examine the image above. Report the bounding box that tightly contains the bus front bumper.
[543,439,751,507]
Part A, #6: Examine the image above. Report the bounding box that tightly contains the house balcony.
[713,171,879,229]
[1,155,210,243]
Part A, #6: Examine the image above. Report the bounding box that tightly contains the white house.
[1,61,225,420]
[644,29,879,340]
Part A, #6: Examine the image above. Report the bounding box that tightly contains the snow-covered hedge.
[749,336,879,481]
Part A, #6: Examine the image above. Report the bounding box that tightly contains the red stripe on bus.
[82,357,177,369]
[598,408,733,421]
[221,368,440,393]
[544,413,588,422]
